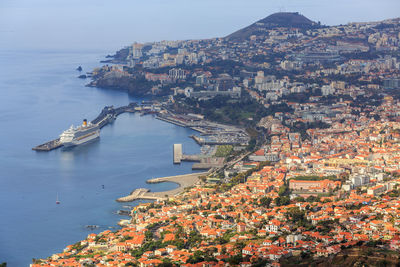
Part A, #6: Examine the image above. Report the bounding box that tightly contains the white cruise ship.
[59,119,100,147]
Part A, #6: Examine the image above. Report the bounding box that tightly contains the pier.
[32,103,137,151]
[173,143,223,170]
[116,188,151,202]
[32,138,63,151]
[173,144,183,164]
[116,172,208,202]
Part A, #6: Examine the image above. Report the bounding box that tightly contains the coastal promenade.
[116,171,208,202]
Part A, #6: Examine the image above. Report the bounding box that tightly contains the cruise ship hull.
[62,130,100,147]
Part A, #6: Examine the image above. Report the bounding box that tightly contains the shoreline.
[116,171,209,202]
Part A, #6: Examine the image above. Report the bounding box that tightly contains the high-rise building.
[131,43,143,59]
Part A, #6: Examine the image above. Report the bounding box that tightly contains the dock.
[32,103,138,151]
[116,172,208,202]
[172,143,222,170]
[156,116,187,127]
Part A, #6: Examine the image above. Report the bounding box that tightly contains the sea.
[0,50,200,266]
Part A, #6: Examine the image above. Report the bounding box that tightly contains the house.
[390,235,400,251]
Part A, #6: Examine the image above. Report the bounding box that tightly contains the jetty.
[32,103,137,151]
[116,172,208,202]
[173,144,183,164]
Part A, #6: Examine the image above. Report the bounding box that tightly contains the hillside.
[280,245,400,267]
[226,12,319,41]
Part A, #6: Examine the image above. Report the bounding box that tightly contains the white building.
[321,85,335,96]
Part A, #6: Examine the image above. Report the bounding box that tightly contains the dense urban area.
[33,12,400,266]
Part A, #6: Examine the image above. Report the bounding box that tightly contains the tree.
[247,138,257,151]
[145,230,153,241]
[275,196,290,206]
[306,195,320,203]
[187,231,203,247]
[187,251,207,264]
[159,258,173,267]
[260,196,272,208]
[227,254,243,265]
[293,196,305,202]
[286,207,311,228]
[278,184,289,196]
[234,241,246,250]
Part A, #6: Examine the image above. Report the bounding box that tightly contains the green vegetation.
[226,254,244,265]
[290,175,338,181]
[187,250,217,264]
[306,195,321,203]
[74,254,97,260]
[175,93,292,127]
[278,184,289,196]
[215,145,233,157]
[145,231,153,241]
[190,95,267,126]
[280,241,400,266]
[293,196,306,202]
[274,196,290,206]
[71,241,87,252]
[216,230,236,244]
[246,138,257,151]
[159,259,174,267]
[251,259,270,267]
[259,196,272,208]
[186,231,203,248]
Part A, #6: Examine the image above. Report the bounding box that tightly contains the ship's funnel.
[83,119,87,126]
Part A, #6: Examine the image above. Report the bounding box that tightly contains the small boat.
[56,194,60,204]
[85,225,99,230]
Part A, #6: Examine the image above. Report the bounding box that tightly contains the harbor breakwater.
[116,171,209,202]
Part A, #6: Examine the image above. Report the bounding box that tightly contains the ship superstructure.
[59,119,100,147]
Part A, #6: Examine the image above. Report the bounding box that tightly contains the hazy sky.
[1,0,399,51]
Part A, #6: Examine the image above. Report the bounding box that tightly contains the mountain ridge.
[226,12,319,41]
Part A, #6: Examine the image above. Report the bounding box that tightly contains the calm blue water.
[0,50,200,266]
